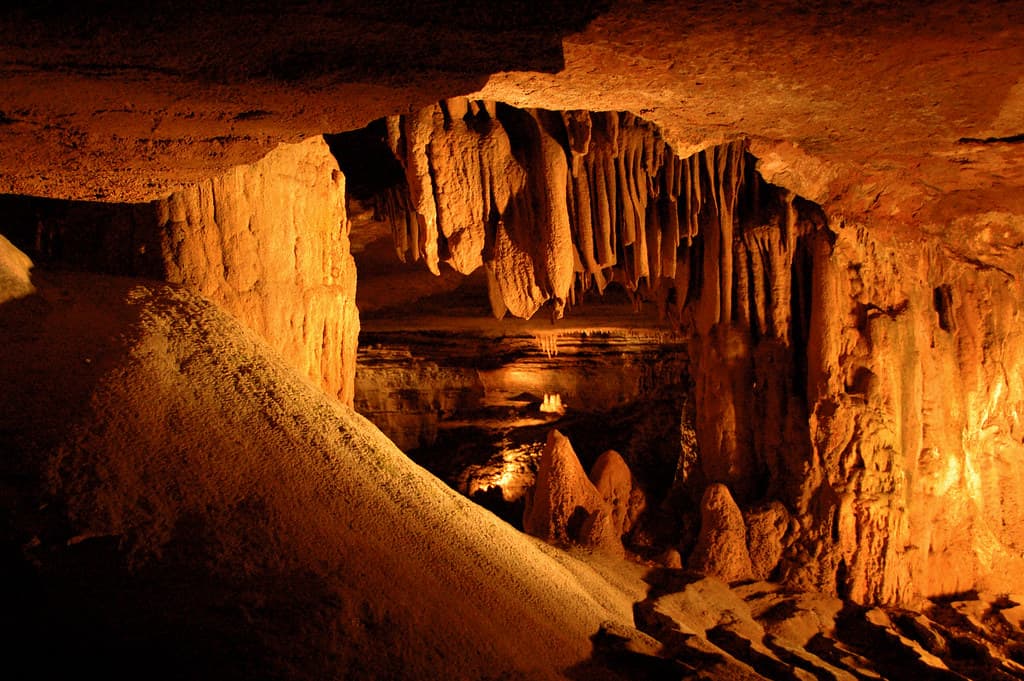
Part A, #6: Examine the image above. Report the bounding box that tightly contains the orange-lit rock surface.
[524,429,622,554]
[362,101,1024,606]
[687,483,755,583]
[156,137,359,404]
[0,137,359,405]
[0,262,636,680]
[0,233,34,303]
[2,1,1024,675]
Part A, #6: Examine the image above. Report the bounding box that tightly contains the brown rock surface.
[0,262,635,680]
[157,137,360,405]
[0,0,1022,615]
[590,449,644,538]
[688,483,754,583]
[745,501,790,581]
[524,429,621,554]
[0,137,360,406]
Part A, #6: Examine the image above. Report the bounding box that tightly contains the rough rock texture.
[363,107,1024,606]
[156,137,360,404]
[785,222,1024,604]
[0,233,33,303]
[688,483,754,583]
[745,502,790,581]
[523,429,621,554]
[0,138,360,405]
[590,449,643,538]
[0,0,1022,614]
[0,263,635,681]
[381,104,742,320]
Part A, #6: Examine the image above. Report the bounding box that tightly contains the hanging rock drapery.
[380,101,746,321]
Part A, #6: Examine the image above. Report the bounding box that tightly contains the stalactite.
[379,102,756,322]
[401,106,441,275]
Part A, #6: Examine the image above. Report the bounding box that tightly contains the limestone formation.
[523,430,621,554]
[157,138,360,405]
[381,103,749,322]
[687,483,754,583]
[0,138,360,407]
[745,501,789,581]
[0,263,633,680]
[372,102,1024,606]
[590,449,645,538]
[589,450,631,534]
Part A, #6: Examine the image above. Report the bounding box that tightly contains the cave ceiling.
[0,0,1021,261]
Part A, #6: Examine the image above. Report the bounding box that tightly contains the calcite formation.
[1,138,360,405]
[523,429,623,554]
[687,483,755,583]
[157,138,360,405]
[372,101,1024,606]
[380,103,747,321]
[1,1,1023,677]
[0,233,34,304]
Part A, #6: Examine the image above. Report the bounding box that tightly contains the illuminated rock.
[0,138,360,407]
[590,449,645,538]
[157,138,360,405]
[540,392,565,414]
[745,501,789,581]
[0,265,632,680]
[0,234,34,304]
[523,429,621,554]
[688,483,754,583]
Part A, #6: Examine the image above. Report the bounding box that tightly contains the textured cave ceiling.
[1,0,1021,257]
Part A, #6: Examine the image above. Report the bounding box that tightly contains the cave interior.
[2,1,1024,679]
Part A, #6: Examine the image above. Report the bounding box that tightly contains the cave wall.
[156,138,359,405]
[0,137,359,405]
[791,223,1024,603]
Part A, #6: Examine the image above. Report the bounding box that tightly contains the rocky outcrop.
[382,104,734,320]
[0,263,632,681]
[687,483,754,582]
[156,138,360,405]
[372,105,1024,605]
[0,138,360,406]
[590,449,646,538]
[523,429,622,554]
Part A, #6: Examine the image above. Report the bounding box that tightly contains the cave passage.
[326,101,827,564]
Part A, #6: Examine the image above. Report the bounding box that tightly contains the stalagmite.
[688,483,755,582]
[523,430,622,555]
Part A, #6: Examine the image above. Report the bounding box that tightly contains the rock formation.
[365,98,1024,606]
[687,483,755,583]
[0,233,34,304]
[590,449,645,538]
[0,138,360,406]
[0,257,632,680]
[1,5,1024,678]
[380,104,746,321]
[744,501,790,581]
[523,429,621,554]
[156,138,360,404]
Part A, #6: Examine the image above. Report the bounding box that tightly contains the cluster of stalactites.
[378,99,747,321]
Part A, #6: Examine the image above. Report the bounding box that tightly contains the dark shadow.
[1,1,612,86]
[0,195,166,278]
